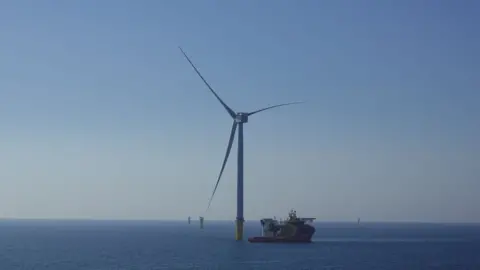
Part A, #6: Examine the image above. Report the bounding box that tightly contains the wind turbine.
[179,47,303,241]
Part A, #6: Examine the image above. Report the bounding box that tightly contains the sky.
[0,0,479,222]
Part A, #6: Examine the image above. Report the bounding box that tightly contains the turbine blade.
[247,101,304,116]
[206,121,238,210]
[179,47,236,118]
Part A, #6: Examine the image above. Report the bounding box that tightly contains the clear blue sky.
[0,0,478,222]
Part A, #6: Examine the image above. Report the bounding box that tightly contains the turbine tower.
[179,47,302,240]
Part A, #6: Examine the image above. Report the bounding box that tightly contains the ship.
[248,209,316,243]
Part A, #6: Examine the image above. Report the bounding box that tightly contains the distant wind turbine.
[179,47,303,240]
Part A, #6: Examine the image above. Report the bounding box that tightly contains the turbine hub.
[235,113,248,123]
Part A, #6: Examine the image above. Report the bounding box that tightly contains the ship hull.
[247,236,313,243]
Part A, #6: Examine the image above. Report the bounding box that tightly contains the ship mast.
[288,209,298,221]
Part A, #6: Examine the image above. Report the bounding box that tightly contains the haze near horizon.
[0,1,478,223]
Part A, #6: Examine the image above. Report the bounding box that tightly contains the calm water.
[1,220,479,269]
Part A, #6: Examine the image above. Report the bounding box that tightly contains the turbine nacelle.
[235,113,249,123]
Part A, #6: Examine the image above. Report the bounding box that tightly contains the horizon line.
[1,217,479,225]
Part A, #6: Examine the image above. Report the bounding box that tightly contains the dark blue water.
[1,220,479,269]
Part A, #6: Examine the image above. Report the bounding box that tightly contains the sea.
[1,220,479,270]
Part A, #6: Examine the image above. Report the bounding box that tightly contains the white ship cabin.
[260,218,280,237]
[283,209,316,225]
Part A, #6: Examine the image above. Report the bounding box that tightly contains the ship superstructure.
[249,209,316,243]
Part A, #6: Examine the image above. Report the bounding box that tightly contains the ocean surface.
[1,220,479,270]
